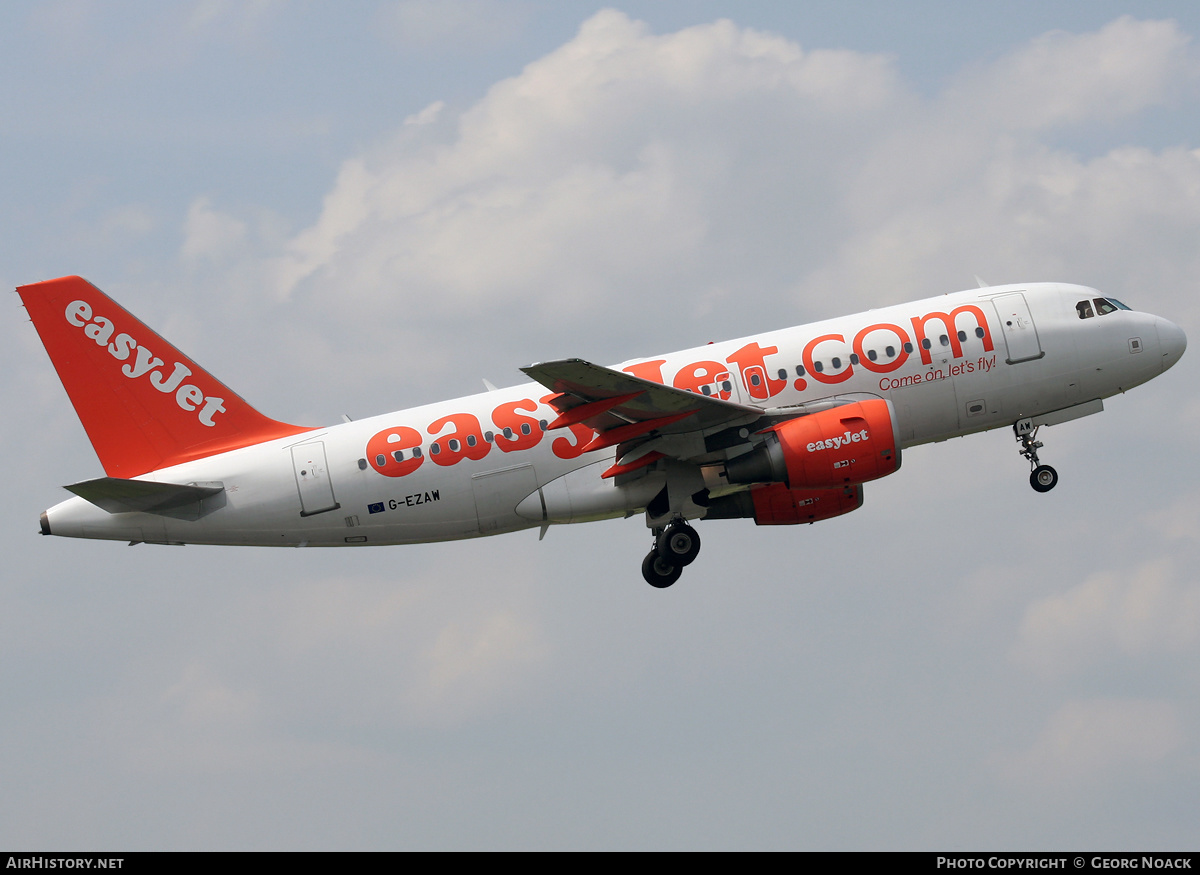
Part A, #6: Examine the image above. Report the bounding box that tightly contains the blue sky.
[3,1,1200,850]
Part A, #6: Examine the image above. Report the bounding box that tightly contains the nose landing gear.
[1030,464,1058,492]
[1015,419,1058,493]
[641,520,701,588]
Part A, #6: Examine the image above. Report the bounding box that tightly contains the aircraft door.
[291,441,341,517]
[991,293,1044,364]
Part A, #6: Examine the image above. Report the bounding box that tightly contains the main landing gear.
[642,520,701,588]
[1015,420,1058,493]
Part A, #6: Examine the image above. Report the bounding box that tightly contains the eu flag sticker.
[367,502,386,515]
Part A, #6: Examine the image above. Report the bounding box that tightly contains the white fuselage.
[42,283,1184,546]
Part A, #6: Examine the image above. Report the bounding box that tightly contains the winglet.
[18,276,314,477]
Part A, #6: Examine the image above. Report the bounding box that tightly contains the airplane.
[18,275,1186,587]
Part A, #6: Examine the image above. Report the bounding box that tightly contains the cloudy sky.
[3,0,1200,850]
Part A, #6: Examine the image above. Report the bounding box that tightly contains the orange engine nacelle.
[749,483,863,526]
[724,398,901,489]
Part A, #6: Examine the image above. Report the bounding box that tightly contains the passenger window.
[921,339,932,350]
[430,443,440,455]
[939,335,949,347]
[412,447,423,458]
[850,353,860,365]
[904,342,914,354]
[484,432,494,443]
[1076,300,1094,319]
[466,434,477,447]
[520,423,531,435]
[375,454,386,467]
[392,450,404,462]
[975,327,985,338]
[957,330,967,342]
[777,369,788,381]
[750,373,761,386]
[814,361,824,373]
[831,357,842,369]
[448,439,460,452]
[885,346,896,358]
[795,366,806,377]
[701,385,712,395]
[867,350,878,361]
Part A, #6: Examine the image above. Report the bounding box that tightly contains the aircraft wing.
[521,358,762,463]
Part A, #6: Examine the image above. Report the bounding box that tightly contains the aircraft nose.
[1156,318,1187,373]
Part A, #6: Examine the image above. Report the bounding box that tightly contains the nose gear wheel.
[1030,464,1058,492]
[1014,421,1058,493]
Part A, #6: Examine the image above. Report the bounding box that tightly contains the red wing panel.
[547,392,643,430]
[18,276,313,477]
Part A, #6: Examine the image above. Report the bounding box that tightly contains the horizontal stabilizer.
[65,477,224,516]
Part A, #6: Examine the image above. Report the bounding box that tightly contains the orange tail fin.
[19,276,313,477]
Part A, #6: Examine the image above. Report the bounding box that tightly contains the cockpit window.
[1094,298,1118,316]
[1076,300,1094,319]
[1107,298,1132,311]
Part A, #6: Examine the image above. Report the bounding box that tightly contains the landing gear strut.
[1015,420,1058,493]
[641,520,701,588]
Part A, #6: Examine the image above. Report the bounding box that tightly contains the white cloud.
[182,197,249,263]
[264,9,914,384]
[994,698,1184,789]
[1011,560,1200,678]
[260,10,1200,374]
[811,141,1200,312]
[947,17,1196,130]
